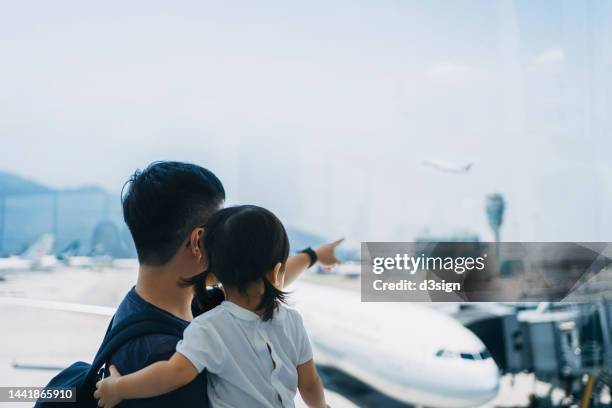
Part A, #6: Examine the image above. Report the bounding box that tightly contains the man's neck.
[135,264,194,321]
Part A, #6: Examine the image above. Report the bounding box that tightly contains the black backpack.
[35,310,185,407]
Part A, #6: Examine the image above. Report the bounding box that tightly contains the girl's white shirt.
[176,300,313,408]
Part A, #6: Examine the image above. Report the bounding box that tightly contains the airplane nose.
[462,360,500,403]
[434,359,501,407]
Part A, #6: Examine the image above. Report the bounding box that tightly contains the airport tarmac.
[0,266,565,407]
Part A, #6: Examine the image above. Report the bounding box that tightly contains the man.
[109,161,342,407]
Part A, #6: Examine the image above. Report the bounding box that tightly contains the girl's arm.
[94,352,198,408]
[297,359,327,408]
[284,238,344,287]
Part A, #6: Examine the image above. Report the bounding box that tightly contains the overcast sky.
[1,0,611,247]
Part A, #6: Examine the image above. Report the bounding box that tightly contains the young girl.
[94,205,327,408]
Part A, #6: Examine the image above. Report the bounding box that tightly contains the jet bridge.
[457,301,612,405]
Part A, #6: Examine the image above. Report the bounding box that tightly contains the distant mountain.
[0,170,343,259]
[0,171,111,196]
[0,170,122,256]
[62,185,109,194]
[0,171,55,195]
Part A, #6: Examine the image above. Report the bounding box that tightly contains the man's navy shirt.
[107,287,224,407]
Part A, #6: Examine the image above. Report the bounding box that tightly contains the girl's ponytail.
[258,277,287,321]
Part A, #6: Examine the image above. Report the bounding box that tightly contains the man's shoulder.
[112,286,190,328]
[110,336,207,408]
[108,289,207,407]
[109,288,189,371]
[109,333,179,372]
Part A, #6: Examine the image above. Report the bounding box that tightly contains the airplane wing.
[0,296,115,316]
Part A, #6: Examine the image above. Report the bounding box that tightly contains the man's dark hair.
[122,161,225,266]
[190,205,290,321]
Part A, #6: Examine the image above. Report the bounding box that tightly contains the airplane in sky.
[290,280,500,407]
[0,234,57,274]
[422,159,474,174]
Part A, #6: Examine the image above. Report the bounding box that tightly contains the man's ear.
[189,227,205,259]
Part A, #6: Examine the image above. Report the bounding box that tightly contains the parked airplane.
[290,281,500,407]
[316,261,360,278]
[57,240,138,269]
[0,279,500,408]
[0,234,57,274]
[62,256,137,269]
[57,240,104,268]
[422,159,473,174]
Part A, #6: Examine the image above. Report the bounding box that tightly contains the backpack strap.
[84,311,186,386]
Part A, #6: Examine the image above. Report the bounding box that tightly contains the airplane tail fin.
[21,234,55,262]
[58,240,80,260]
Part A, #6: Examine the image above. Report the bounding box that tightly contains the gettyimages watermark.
[361,242,612,302]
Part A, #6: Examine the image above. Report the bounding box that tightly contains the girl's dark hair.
[186,205,290,321]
